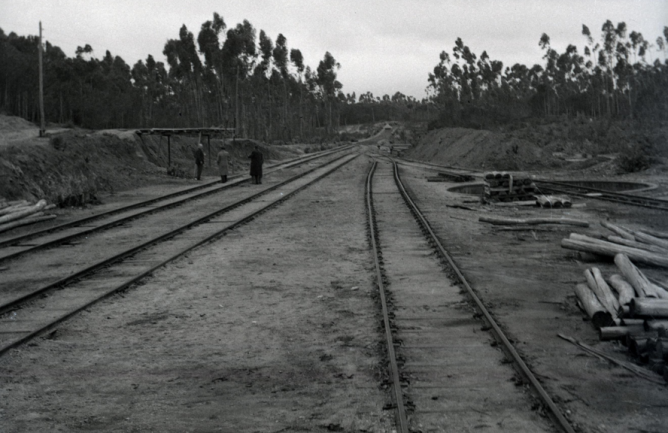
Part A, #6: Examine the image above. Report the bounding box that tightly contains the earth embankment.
[0,115,299,204]
[405,127,557,171]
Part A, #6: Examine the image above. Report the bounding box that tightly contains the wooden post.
[38,21,46,137]
[235,65,240,137]
[167,134,171,168]
[207,134,211,167]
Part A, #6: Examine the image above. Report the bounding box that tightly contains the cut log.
[0,200,47,225]
[0,203,32,216]
[600,221,635,240]
[574,283,614,328]
[608,274,637,306]
[631,298,668,317]
[628,337,650,356]
[644,320,668,336]
[638,227,668,240]
[585,268,620,315]
[614,254,659,298]
[536,195,572,208]
[489,200,537,207]
[607,235,668,254]
[0,214,56,234]
[480,216,589,227]
[634,231,668,250]
[561,238,668,268]
[613,317,644,326]
[599,325,647,340]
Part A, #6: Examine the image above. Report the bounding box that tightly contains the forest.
[0,14,666,141]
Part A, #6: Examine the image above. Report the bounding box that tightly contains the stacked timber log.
[574,256,668,380]
[536,195,572,208]
[562,221,668,268]
[483,172,537,203]
[0,199,57,234]
[566,220,668,381]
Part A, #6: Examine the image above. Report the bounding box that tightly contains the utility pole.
[235,64,240,138]
[38,21,46,137]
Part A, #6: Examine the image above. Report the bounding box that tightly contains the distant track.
[398,158,668,211]
[533,179,668,211]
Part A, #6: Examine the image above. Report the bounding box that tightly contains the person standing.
[248,145,264,184]
[216,145,230,183]
[194,142,205,180]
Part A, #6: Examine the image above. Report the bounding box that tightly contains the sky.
[1,0,666,100]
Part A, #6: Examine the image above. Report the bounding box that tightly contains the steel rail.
[534,180,668,211]
[0,147,354,264]
[0,154,359,356]
[0,154,354,318]
[391,161,576,433]
[365,161,409,433]
[397,158,668,212]
[0,144,354,250]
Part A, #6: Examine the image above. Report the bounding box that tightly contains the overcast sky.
[1,0,666,99]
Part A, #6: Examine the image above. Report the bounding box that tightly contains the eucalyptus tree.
[163,24,205,125]
[273,33,290,139]
[197,12,227,125]
[290,48,305,138]
[316,51,341,132]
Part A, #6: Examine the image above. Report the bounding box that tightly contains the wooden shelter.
[135,128,236,167]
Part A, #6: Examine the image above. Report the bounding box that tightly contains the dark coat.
[249,149,264,177]
[194,147,205,165]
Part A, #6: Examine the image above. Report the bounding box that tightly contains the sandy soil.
[1,120,667,432]
[0,154,394,433]
[398,161,668,433]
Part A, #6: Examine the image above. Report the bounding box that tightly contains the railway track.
[398,158,668,212]
[0,144,354,262]
[366,159,574,433]
[533,179,668,211]
[0,153,358,356]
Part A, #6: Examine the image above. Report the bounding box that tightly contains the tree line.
[1,17,666,140]
[0,13,400,140]
[427,21,668,129]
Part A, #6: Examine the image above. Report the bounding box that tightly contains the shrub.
[50,136,66,150]
[617,143,652,173]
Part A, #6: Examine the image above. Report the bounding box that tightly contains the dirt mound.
[0,114,40,144]
[0,116,302,204]
[406,127,560,171]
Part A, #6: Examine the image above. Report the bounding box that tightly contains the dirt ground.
[397,161,668,433]
[0,155,396,433]
[1,117,668,432]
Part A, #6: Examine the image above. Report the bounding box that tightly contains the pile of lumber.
[483,172,537,203]
[536,195,572,208]
[0,199,57,234]
[573,250,668,381]
[562,221,668,268]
